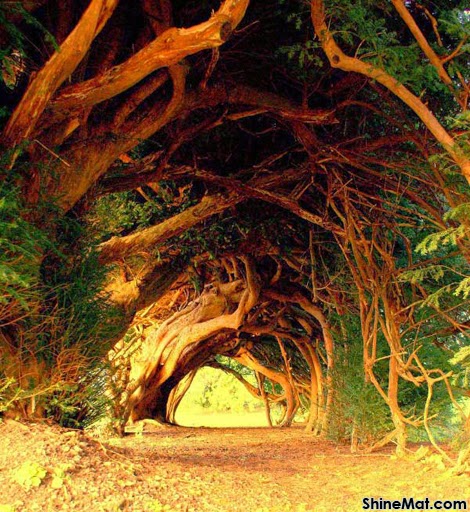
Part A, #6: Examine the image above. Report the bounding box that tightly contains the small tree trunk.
[256,372,272,427]
[305,360,319,433]
[388,356,407,456]
[308,344,325,435]
[167,370,197,424]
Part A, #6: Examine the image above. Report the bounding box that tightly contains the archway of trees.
[1,0,469,465]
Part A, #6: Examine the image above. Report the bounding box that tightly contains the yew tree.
[1,0,469,460]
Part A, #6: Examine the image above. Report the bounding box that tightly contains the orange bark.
[43,0,249,124]
[3,0,119,152]
[310,0,470,184]
[98,194,238,264]
[122,258,260,423]
[390,0,457,100]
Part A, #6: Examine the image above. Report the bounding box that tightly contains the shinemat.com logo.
[362,497,468,510]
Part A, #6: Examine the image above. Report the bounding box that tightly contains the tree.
[1,0,469,464]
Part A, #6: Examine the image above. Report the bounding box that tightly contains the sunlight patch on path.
[175,409,268,428]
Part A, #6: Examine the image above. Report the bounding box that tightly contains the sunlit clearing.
[175,367,268,427]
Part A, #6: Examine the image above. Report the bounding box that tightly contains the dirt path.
[0,420,469,512]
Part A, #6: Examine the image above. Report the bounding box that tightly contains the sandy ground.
[0,418,469,512]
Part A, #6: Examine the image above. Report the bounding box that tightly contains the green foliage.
[0,3,57,52]
[171,200,301,268]
[277,40,323,77]
[400,265,460,310]
[451,345,470,367]
[400,265,446,284]
[77,362,119,431]
[46,249,124,355]
[216,355,253,376]
[444,202,470,223]
[0,3,57,94]
[0,183,124,427]
[454,277,470,299]
[450,345,470,392]
[0,378,19,413]
[90,183,265,268]
[0,186,49,304]
[331,318,455,446]
[439,7,470,41]
[416,226,466,255]
[178,221,232,264]
[328,334,392,444]
[373,44,446,96]
[399,202,470,307]
[335,1,398,56]
[86,192,163,242]
[44,385,81,423]
[11,461,47,490]
[86,183,195,243]
[447,111,470,131]
[325,0,464,98]
[420,285,454,310]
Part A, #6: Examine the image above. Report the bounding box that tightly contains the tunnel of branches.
[1,0,470,458]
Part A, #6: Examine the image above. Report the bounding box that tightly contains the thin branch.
[310,0,470,183]
[390,0,462,105]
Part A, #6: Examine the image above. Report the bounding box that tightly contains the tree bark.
[121,258,260,424]
[234,348,299,427]
[310,0,470,183]
[98,194,238,264]
[3,0,119,153]
[44,0,249,123]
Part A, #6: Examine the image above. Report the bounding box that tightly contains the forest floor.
[0,418,469,512]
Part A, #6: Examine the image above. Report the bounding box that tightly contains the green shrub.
[0,183,123,427]
[328,336,392,445]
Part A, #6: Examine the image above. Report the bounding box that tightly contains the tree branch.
[98,193,238,264]
[310,0,470,183]
[43,0,250,124]
[77,82,335,207]
[3,0,119,152]
[390,0,461,105]
[186,167,343,234]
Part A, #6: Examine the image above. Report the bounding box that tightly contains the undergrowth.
[0,181,123,427]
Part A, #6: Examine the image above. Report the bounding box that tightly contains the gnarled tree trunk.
[117,257,260,425]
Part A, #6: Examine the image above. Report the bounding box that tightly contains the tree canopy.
[1,0,470,463]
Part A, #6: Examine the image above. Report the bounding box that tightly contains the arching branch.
[123,257,261,422]
[98,194,237,264]
[233,347,299,427]
[310,0,470,183]
[208,360,276,402]
[42,0,250,124]
[3,0,119,152]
